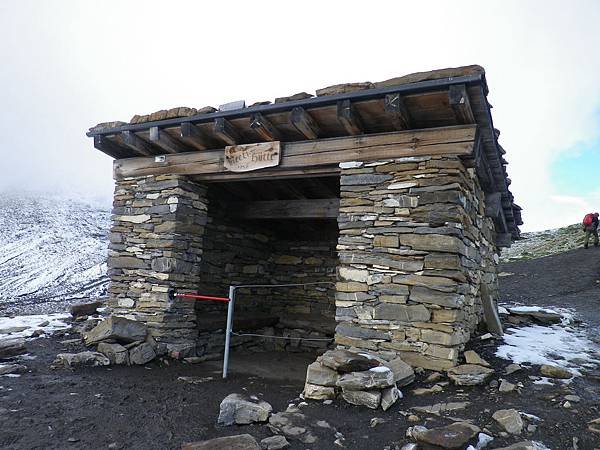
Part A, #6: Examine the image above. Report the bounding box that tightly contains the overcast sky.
[1,0,599,231]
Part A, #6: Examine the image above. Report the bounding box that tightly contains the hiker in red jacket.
[583,212,599,249]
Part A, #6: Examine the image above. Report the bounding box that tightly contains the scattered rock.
[52,351,110,369]
[464,350,490,367]
[424,372,443,383]
[588,418,600,434]
[0,364,27,375]
[564,394,580,402]
[509,309,562,325]
[447,364,494,385]
[84,316,147,345]
[381,385,401,411]
[182,434,260,450]
[539,364,572,379]
[411,422,480,449]
[408,414,420,422]
[341,390,381,409]
[97,342,129,365]
[259,435,290,450]
[129,343,156,365]
[492,441,550,450]
[0,338,26,358]
[218,394,273,426]
[412,384,443,395]
[527,424,537,433]
[70,301,103,318]
[303,383,336,400]
[499,380,517,393]
[370,417,386,427]
[412,401,469,416]
[505,363,522,375]
[177,376,214,384]
[492,409,524,435]
[400,444,418,450]
[268,411,316,444]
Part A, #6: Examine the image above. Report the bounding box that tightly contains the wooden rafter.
[448,84,475,124]
[250,113,281,141]
[121,131,155,156]
[214,118,241,145]
[180,122,214,151]
[149,127,190,154]
[290,107,320,139]
[93,135,129,159]
[337,99,363,135]
[384,93,411,130]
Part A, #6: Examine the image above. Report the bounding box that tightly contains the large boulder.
[337,367,395,390]
[447,364,494,385]
[0,338,26,358]
[540,364,572,379]
[97,342,129,365]
[411,422,480,449]
[319,349,380,373]
[70,301,103,318]
[84,316,147,345]
[305,362,338,386]
[218,394,272,426]
[182,434,260,450]
[52,351,110,368]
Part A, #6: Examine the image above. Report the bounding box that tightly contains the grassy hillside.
[500,223,587,262]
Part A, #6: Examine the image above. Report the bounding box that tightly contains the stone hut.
[87,65,521,373]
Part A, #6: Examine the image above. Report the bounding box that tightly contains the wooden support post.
[449,84,475,124]
[180,122,214,151]
[384,93,411,130]
[250,113,281,141]
[121,131,156,156]
[149,127,189,154]
[337,99,363,135]
[230,198,340,219]
[214,118,241,145]
[93,135,129,159]
[290,107,320,139]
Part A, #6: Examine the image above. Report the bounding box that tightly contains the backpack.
[583,213,594,226]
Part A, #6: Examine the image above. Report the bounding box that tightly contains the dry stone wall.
[107,174,208,351]
[334,155,498,371]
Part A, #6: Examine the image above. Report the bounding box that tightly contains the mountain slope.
[500,223,587,262]
[0,192,110,314]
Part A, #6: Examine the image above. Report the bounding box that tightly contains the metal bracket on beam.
[337,99,363,135]
[384,93,411,130]
[250,113,281,141]
[449,84,475,124]
[214,118,241,146]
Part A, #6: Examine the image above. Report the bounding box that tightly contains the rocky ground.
[1,249,599,449]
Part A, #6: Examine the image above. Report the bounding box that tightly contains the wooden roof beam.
[250,113,281,141]
[93,135,129,159]
[337,99,363,135]
[149,127,190,154]
[214,117,241,146]
[180,122,214,151]
[384,93,411,130]
[449,84,475,124]
[230,198,340,219]
[121,131,156,156]
[290,107,320,140]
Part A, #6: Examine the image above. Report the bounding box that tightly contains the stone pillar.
[334,156,498,371]
[107,174,207,351]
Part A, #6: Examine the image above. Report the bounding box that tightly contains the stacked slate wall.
[107,174,208,351]
[334,155,498,371]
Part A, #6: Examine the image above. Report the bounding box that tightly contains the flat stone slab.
[182,434,260,450]
[218,394,272,426]
[341,390,381,409]
[70,301,103,318]
[492,408,524,435]
[337,367,394,390]
[539,364,572,379]
[412,422,480,449]
[319,349,380,373]
[447,364,494,386]
[84,316,147,345]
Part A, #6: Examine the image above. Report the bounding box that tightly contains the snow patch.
[495,324,600,373]
[0,313,70,341]
[369,366,391,373]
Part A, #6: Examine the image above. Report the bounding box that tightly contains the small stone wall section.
[334,156,498,371]
[107,175,208,350]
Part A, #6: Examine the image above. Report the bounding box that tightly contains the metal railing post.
[222,285,236,379]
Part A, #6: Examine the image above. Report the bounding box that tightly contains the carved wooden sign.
[224,141,281,172]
